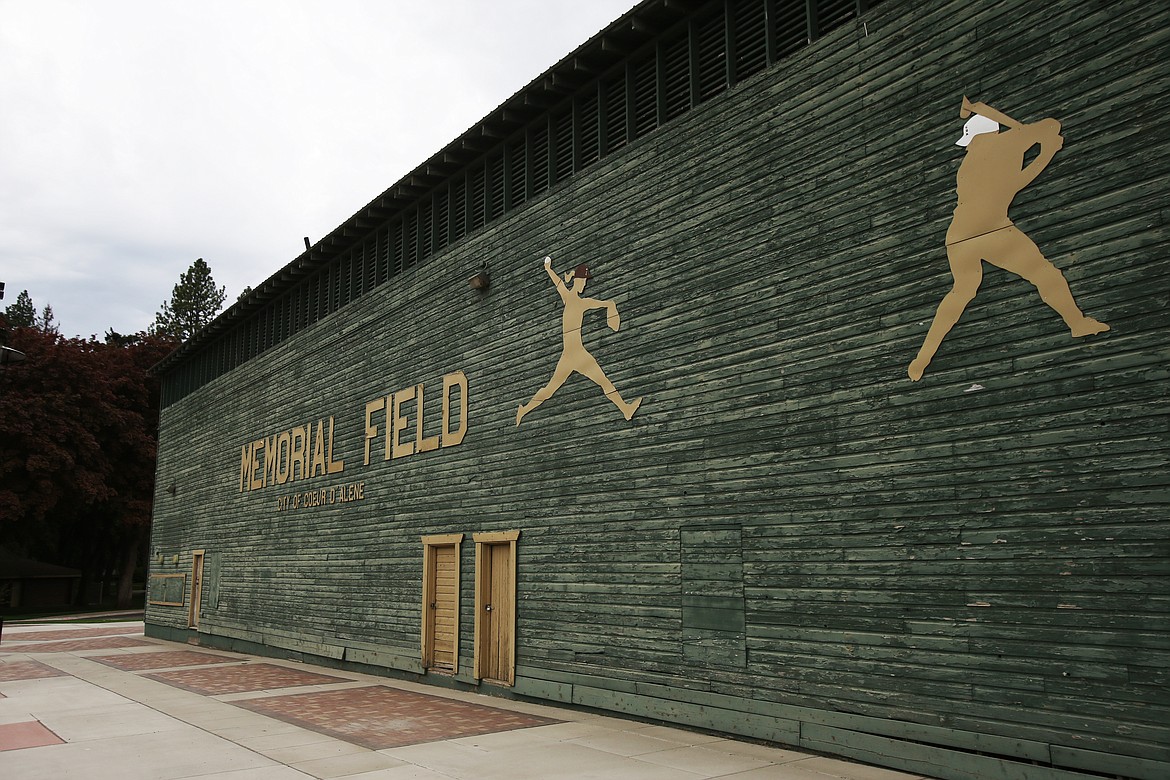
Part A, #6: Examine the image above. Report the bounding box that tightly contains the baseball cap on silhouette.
[957,114,999,146]
[573,264,592,279]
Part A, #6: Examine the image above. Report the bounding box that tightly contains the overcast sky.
[0,0,637,339]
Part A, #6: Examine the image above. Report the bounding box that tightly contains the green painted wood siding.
[148,1,1169,778]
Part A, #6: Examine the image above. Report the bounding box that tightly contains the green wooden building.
[147,1,1169,777]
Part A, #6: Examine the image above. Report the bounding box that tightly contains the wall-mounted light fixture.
[167,484,177,496]
[468,270,490,290]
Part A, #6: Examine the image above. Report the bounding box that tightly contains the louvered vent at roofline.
[733,0,768,81]
[661,33,691,123]
[579,92,601,168]
[631,53,658,139]
[553,110,574,183]
[603,71,628,154]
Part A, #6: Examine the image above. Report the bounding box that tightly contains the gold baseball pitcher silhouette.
[908,97,1109,381]
[516,256,642,425]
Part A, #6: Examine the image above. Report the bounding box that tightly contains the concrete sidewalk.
[0,621,927,780]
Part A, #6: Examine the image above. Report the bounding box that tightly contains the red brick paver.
[145,662,347,695]
[2,626,142,642]
[0,660,69,682]
[91,650,240,672]
[0,721,65,751]
[236,685,559,750]
[0,636,152,654]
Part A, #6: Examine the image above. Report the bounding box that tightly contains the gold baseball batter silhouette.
[908,97,1109,381]
[517,256,642,425]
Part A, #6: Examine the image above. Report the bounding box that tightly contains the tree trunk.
[116,527,145,609]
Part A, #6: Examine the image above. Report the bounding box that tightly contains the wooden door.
[474,531,519,685]
[188,550,205,629]
[421,534,462,673]
[425,544,458,671]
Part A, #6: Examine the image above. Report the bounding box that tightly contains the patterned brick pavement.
[236,685,560,750]
[1,626,142,642]
[0,636,152,654]
[144,662,347,695]
[90,650,241,671]
[0,660,69,682]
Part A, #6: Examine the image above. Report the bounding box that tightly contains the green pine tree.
[38,303,58,335]
[150,258,227,341]
[5,290,36,328]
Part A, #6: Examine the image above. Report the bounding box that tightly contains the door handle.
[485,604,493,612]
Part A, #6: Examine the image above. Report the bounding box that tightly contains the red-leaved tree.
[0,323,175,608]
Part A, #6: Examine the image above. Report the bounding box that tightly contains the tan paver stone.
[383,739,706,780]
[37,701,187,741]
[0,729,279,780]
[262,738,369,764]
[200,768,316,780]
[628,724,729,746]
[633,743,777,776]
[722,761,924,780]
[330,768,456,780]
[567,728,696,757]
[0,675,128,713]
[794,756,925,779]
[238,728,339,751]
[291,749,407,779]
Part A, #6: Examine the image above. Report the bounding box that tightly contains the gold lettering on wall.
[311,419,326,477]
[416,383,440,454]
[264,436,278,487]
[442,371,468,447]
[291,426,307,481]
[250,439,264,490]
[237,417,345,492]
[326,417,344,474]
[237,371,468,494]
[391,387,416,460]
[275,431,291,484]
[364,398,386,465]
[275,481,366,512]
[239,443,252,492]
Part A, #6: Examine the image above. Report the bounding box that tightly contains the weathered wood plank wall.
[148,1,1169,778]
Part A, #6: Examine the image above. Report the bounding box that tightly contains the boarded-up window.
[681,525,746,668]
[148,573,186,607]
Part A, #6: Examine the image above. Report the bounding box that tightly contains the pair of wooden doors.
[421,532,518,685]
